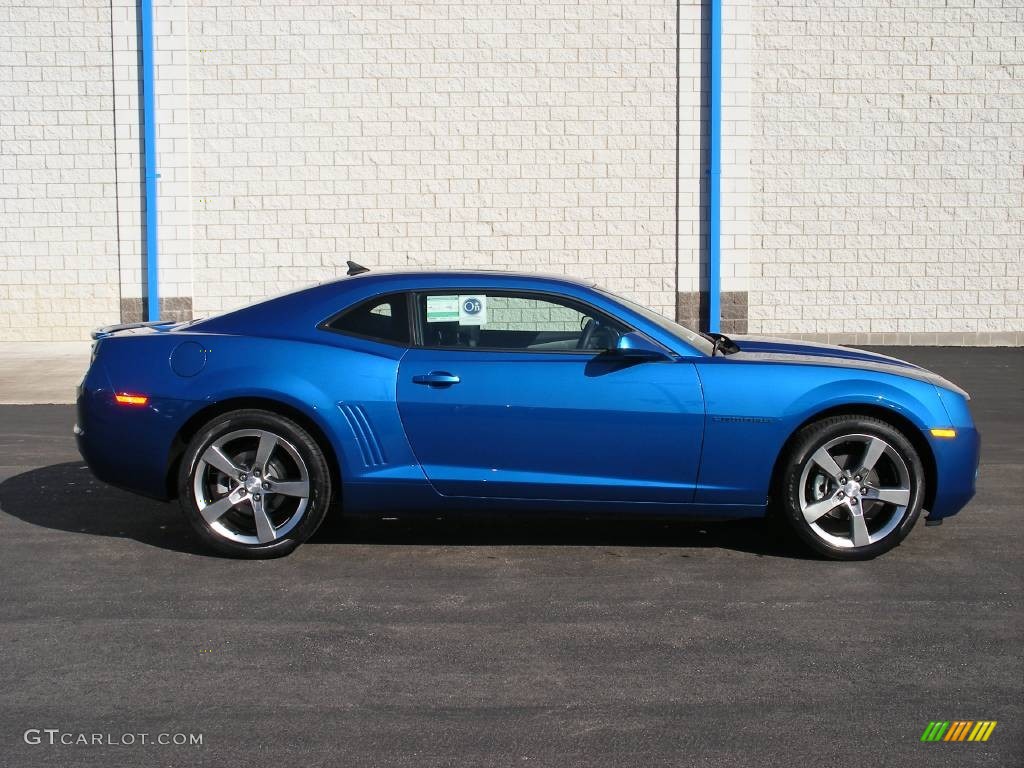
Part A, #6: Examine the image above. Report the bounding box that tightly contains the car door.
[395,289,705,503]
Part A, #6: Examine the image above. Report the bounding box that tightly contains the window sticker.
[426,295,460,323]
[458,294,487,326]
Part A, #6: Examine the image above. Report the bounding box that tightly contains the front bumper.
[925,425,980,521]
[924,385,981,521]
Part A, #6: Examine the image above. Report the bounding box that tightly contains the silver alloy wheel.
[191,428,310,545]
[798,433,912,549]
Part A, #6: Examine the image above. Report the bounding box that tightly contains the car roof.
[186,267,713,357]
[190,269,604,338]
[330,269,598,289]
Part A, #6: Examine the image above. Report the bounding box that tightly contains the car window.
[595,287,714,355]
[325,292,410,345]
[417,292,625,351]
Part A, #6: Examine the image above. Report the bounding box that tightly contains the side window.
[418,292,625,351]
[325,292,410,345]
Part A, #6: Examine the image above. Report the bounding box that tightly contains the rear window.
[325,293,410,345]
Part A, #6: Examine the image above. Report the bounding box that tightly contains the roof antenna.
[346,260,370,276]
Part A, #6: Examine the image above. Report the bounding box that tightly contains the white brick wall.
[749,0,1024,344]
[0,0,121,340]
[722,0,753,295]
[1,0,1021,343]
[182,0,678,318]
[109,0,144,309]
[676,0,704,295]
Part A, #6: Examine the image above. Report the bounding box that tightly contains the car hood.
[728,335,968,398]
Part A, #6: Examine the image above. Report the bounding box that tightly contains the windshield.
[597,288,715,356]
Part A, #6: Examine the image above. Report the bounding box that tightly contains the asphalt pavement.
[0,347,1020,767]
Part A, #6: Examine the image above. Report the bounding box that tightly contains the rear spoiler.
[91,319,177,340]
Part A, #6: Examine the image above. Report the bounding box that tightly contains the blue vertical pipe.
[141,0,159,320]
[708,0,722,333]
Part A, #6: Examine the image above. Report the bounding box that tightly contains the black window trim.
[317,290,415,348]
[410,287,635,355]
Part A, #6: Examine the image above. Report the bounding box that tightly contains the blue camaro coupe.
[76,267,979,560]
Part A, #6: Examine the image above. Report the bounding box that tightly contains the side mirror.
[613,332,671,361]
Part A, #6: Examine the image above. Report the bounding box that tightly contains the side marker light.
[114,393,149,406]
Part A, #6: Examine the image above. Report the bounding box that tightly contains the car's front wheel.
[178,409,332,558]
[778,415,926,560]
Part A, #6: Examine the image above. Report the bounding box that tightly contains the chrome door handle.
[412,371,461,387]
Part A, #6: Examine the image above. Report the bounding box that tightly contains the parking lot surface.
[0,347,1020,767]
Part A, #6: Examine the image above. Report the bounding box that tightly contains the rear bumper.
[76,380,191,501]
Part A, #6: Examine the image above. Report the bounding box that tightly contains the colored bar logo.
[921,721,997,742]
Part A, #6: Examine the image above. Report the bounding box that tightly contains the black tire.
[778,415,926,560]
[178,409,333,558]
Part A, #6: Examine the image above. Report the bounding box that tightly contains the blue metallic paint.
[396,348,704,502]
[76,271,979,524]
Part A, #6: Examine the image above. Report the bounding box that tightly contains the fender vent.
[337,403,386,467]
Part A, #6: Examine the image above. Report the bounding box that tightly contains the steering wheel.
[577,318,598,350]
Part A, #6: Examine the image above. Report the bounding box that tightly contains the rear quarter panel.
[82,331,423,499]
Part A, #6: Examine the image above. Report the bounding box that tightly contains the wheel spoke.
[866,486,911,506]
[798,431,913,550]
[802,496,847,524]
[252,432,278,474]
[192,427,313,546]
[250,495,276,543]
[200,489,245,524]
[269,479,309,498]
[811,447,844,479]
[202,445,241,478]
[858,437,886,474]
[849,506,870,547]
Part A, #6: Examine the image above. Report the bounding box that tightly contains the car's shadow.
[0,462,814,560]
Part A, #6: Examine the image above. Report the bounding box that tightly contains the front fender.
[783,377,948,433]
[694,359,951,506]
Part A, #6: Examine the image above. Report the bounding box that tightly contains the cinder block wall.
[181,0,679,319]
[748,0,1023,345]
[0,0,121,341]
[1,0,1021,344]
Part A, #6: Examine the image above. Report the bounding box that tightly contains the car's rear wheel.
[178,409,332,558]
[778,415,925,560]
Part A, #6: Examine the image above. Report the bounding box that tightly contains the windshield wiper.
[703,332,740,357]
